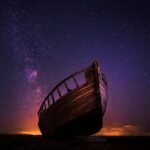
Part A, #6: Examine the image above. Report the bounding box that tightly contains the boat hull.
[43,108,102,138]
[38,61,107,137]
[39,83,102,137]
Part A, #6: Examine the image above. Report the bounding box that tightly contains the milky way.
[0,0,150,135]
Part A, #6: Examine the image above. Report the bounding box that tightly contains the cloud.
[96,125,150,136]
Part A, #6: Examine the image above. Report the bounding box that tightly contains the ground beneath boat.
[0,134,149,150]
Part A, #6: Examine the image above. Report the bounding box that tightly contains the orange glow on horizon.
[96,125,150,136]
[16,125,149,136]
[17,130,41,135]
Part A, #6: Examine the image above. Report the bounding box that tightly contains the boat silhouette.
[38,61,108,137]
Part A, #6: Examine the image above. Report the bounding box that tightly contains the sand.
[0,135,149,149]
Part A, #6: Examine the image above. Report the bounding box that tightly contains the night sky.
[0,0,150,136]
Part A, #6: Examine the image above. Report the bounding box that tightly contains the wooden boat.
[38,61,108,137]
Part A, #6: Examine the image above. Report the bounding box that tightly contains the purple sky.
[0,0,150,135]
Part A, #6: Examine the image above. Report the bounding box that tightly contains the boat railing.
[38,66,91,117]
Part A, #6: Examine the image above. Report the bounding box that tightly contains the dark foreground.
[0,135,149,150]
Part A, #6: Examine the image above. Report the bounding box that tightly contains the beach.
[0,135,149,150]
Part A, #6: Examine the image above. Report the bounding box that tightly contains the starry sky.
[0,0,150,135]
